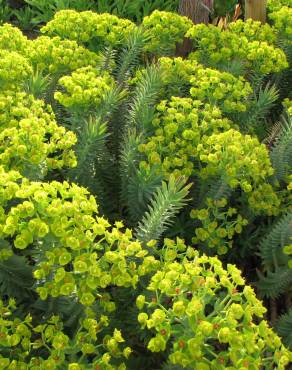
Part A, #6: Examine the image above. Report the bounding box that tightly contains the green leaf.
[135,176,191,244]
[270,112,292,182]
[256,267,292,298]
[0,255,34,301]
[259,212,292,269]
[276,309,292,348]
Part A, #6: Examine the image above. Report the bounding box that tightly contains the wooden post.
[245,0,267,23]
[177,0,213,56]
[179,0,213,24]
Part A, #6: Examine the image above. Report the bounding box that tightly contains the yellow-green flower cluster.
[0,171,98,249]
[28,36,100,75]
[139,104,279,215]
[0,299,130,369]
[159,57,199,86]
[268,0,292,12]
[159,57,200,96]
[269,6,292,41]
[0,51,32,91]
[138,97,231,178]
[190,67,252,113]
[0,92,77,173]
[0,298,34,369]
[187,24,247,65]
[283,98,292,113]
[34,221,159,305]
[137,241,292,369]
[245,40,288,74]
[41,10,136,49]
[0,91,52,129]
[142,10,193,55]
[0,167,22,260]
[55,66,115,112]
[190,198,248,255]
[0,23,30,53]
[197,129,274,193]
[187,24,288,75]
[228,19,277,44]
[0,170,160,306]
[158,57,252,112]
[247,183,281,216]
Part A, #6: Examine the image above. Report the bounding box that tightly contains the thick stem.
[270,298,278,326]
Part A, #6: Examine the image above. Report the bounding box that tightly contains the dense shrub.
[0,6,291,369]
